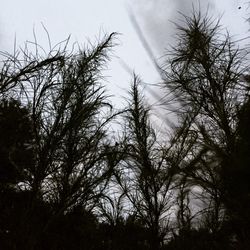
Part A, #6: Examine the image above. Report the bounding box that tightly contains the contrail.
[126,4,163,78]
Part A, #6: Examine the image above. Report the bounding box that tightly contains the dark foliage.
[0,99,35,186]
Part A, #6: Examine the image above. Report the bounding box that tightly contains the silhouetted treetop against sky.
[0,32,121,249]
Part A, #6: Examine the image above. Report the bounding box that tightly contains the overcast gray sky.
[0,0,249,109]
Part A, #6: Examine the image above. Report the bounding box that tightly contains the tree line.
[0,10,250,250]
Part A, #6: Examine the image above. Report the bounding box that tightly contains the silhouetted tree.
[219,94,250,248]
[163,9,250,247]
[116,76,178,250]
[0,33,117,249]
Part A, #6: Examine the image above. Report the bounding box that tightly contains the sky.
[0,0,249,113]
